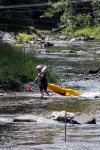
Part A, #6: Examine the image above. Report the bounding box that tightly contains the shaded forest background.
[0,0,100,33]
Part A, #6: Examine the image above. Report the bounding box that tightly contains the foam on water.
[0,117,13,123]
[81,91,100,98]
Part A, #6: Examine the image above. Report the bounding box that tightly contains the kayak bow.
[47,83,81,96]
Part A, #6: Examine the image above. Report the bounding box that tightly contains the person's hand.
[38,72,43,77]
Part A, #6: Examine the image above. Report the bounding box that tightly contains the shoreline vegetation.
[12,26,100,46]
[0,41,59,92]
[73,26,100,40]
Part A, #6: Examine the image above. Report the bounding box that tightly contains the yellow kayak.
[47,83,81,96]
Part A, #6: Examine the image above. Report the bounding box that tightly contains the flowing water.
[0,39,100,150]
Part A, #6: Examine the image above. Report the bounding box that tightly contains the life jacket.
[38,72,47,83]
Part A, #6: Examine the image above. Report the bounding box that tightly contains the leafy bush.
[74,26,100,39]
[74,28,92,38]
[46,68,60,83]
[16,33,31,44]
[92,26,100,40]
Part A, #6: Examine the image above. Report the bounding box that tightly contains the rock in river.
[13,111,96,125]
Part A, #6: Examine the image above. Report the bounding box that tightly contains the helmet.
[36,65,42,70]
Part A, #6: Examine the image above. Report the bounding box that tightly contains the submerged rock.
[13,114,55,123]
[89,68,100,74]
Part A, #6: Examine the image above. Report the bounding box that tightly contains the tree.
[42,0,100,31]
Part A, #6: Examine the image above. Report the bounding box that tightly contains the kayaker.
[36,65,49,97]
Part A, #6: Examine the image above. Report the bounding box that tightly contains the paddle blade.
[27,85,32,92]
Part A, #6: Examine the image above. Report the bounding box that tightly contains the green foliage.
[42,0,100,32]
[15,33,38,44]
[0,42,38,91]
[91,26,100,39]
[74,26,100,40]
[73,13,93,29]
[41,2,64,18]
[46,68,60,83]
[74,28,92,38]
[16,33,31,44]
[0,42,59,91]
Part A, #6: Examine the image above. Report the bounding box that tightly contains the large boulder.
[51,111,75,120]
[51,111,79,124]
[51,111,96,125]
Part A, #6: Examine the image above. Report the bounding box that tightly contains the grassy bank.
[74,26,100,40]
[0,42,59,91]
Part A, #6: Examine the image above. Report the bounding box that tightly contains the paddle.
[27,66,47,92]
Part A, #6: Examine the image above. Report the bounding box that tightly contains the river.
[0,38,100,150]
